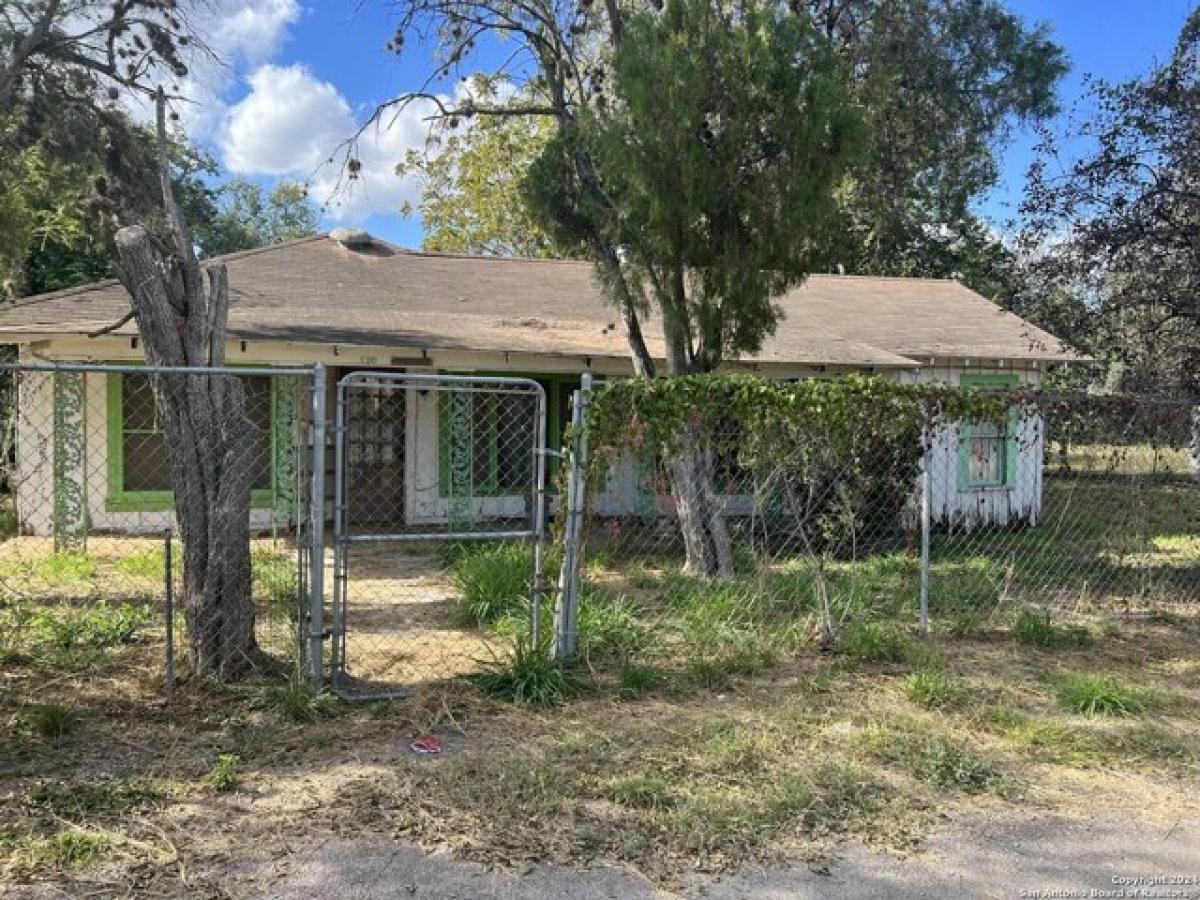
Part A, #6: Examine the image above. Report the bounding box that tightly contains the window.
[438,390,536,497]
[107,372,275,510]
[957,373,1020,491]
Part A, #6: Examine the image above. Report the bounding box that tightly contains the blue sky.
[185,1,1197,249]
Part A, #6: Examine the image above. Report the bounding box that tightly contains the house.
[0,232,1082,536]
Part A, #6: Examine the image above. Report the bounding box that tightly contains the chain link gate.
[329,372,548,698]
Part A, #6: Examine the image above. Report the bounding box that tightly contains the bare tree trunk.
[111,90,259,678]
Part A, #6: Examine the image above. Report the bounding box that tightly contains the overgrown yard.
[2,583,1198,893]
[1,467,1197,894]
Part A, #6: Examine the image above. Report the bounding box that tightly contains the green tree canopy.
[524,0,861,372]
[1021,10,1200,397]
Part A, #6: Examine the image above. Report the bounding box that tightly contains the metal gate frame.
[328,371,548,698]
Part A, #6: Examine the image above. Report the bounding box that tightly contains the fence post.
[919,425,932,637]
[163,528,174,696]
[307,364,327,690]
[554,373,591,660]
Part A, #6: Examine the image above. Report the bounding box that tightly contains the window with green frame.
[957,373,1020,491]
[436,374,586,498]
[106,372,277,511]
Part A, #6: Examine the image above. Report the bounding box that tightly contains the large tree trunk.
[111,91,259,678]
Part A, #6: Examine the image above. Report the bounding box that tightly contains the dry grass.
[2,597,1198,894]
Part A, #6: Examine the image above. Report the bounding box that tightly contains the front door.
[345,380,405,527]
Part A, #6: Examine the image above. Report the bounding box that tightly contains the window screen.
[119,373,273,494]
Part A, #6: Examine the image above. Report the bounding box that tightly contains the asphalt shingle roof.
[0,235,1082,368]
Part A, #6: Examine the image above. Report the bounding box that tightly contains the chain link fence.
[329,373,547,699]
[0,363,318,699]
[547,380,1198,683]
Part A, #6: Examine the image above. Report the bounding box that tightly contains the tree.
[805,0,1065,279]
[1021,11,1200,398]
[201,179,320,256]
[399,76,558,257]
[529,0,859,573]
[113,92,259,677]
[0,1,195,114]
[1,1,203,297]
[377,1,1063,291]
[364,0,1059,574]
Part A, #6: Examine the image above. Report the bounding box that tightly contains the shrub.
[1055,673,1154,717]
[452,543,533,626]
[1013,609,1091,649]
[470,635,584,706]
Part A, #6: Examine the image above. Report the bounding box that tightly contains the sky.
[174,0,1198,250]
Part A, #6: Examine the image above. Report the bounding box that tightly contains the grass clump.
[25,778,177,817]
[903,668,969,710]
[864,724,1012,795]
[32,552,96,585]
[114,546,171,579]
[839,621,913,663]
[252,547,299,615]
[9,829,113,872]
[470,635,583,706]
[619,662,668,699]
[605,775,675,810]
[1013,609,1091,649]
[207,754,241,792]
[451,542,533,626]
[1054,673,1155,717]
[251,675,339,723]
[31,601,149,652]
[25,703,77,742]
[578,591,649,660]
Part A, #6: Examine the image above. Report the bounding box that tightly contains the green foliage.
[202,179,320,256]
[252,675,339,723]
[25,703,77,742]
[526,0,862,372]
[578,591,649,660]
[618,662,668,699]
[451,542,533,626]
[400,75,559,258]
[252,548,299,617]
[838,622,913,663]
[207,754,241,792]
[903,669,969,710]
[114,547,171,579]
[1054,673,1155,717]
[10,829,112,871]
[1012,609,1091,649]
[470,635,584,706]
[33,552,95,584]
[31,602,149,652]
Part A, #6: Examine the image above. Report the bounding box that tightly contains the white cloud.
[221,64,352,174]
[210,0,302,63]
[219,63,443,223]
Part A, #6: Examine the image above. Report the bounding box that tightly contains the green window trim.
[957,373,1020,491]
[436,372,589,498]
[105,370,284,513]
